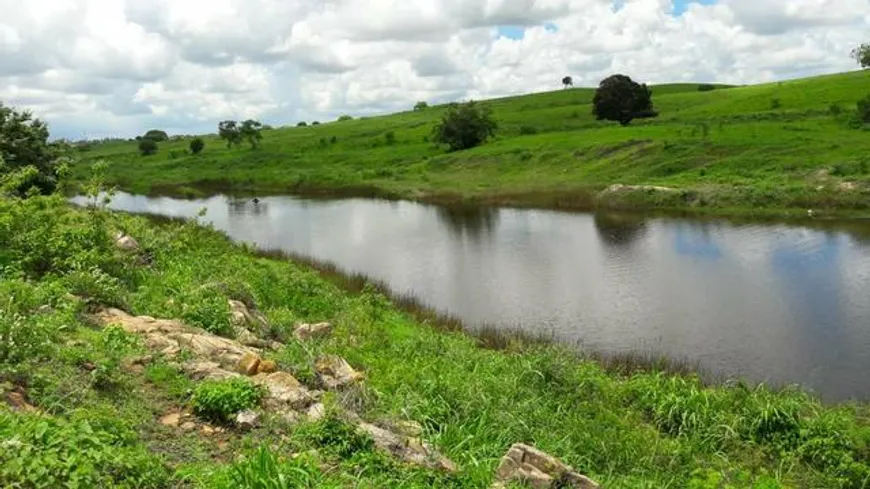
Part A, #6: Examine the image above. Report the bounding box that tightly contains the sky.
[1,0,868,140]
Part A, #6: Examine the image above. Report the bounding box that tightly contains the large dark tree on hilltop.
[592,74,657,126]
[852,43,870,68]
[562,76,573,88]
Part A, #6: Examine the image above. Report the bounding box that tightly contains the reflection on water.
[71,192,870,401]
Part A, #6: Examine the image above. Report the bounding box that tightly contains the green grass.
[3,194,870,487]
[72,71,870,215]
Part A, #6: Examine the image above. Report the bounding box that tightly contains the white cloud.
[0,0,868,139]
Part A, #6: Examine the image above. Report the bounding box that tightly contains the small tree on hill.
[143,129,169,142]
[432,101,497,152]
[189,137,205,154]
[0,102,62,195]
[414,101,429,111]
[218,120,242,149]
[138,138,158,156]
[852,43,870,68]
[297,121,307,127]
[592,74,657,126]
[562,76,573,88]
[239,119,263,149]
[337,115,353,122]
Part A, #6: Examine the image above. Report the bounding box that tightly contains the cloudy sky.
[2,0,868,140]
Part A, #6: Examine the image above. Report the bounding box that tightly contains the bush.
[138,138,158,156]
[697,84,716,92]
[432,101,497,151]
[770,98,782,110]
[192,377,263,423]
[857,95,870,124]
[384,131,396,145]
[592,74,657,126]
[414,101,428,111]
[311,121,320,126]
[190,137,205,154]
[143,129,168,142]
[0,102,63,195]
[297,121,307,127]
[337,115,353,122]
[0,412,169,488]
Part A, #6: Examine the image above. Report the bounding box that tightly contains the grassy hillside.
[75,71,870,214]
[4,194,870,488]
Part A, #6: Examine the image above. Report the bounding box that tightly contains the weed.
[191,377,263,423]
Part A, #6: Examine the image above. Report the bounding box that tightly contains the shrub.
[311,121,320,126]
[297,414,375,459]
[143,129,168,142]
[384,131,396,145]
[592,74,657,126]
[697,84,716,92]
[337,115,353,122]
[297,121,307,127]
[431,101,497,151]
[190,137,205,154]
[138,138,158,156]
[414,101,428,111]
[0,102,63,195]
[770,98,782,110]
[0,412,169,488]
[330,135,338,144]
[829,103,843,116]
[192,377,263,423]
[857,95,870,124]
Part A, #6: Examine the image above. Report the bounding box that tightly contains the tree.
[297,121,307,127]
[143,129,169,142]
[851,43,870,68]
[218,120,243,148]
[592,74,657,126]
[562,76,573,88]
[0,102,62,195]
[414,101,429,111]
[432,101,497,151]
[138,138,158,156]
[337,115,353,122]
[239,119,263,149]
[311,121,320,126]
[189,137,205,154]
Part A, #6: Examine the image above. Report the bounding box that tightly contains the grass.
[71,71,870,216]
[3,193,870,487]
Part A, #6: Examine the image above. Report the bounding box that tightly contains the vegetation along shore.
[70,70,870,217]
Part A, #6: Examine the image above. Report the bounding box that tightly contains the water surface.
[73,192,870,401]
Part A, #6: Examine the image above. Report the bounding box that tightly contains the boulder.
[236,352,261,376]
[257,360,278,374]
[114,232,140,252]
[315,355,364,389]
[235,410,260,430]
[306,402,326,421]
[492,443,598,489]
[228,300,269,333]
[252,371,316,410]
[357,422,456,473]
[294,322,332,341]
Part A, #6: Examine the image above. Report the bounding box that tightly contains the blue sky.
[497,0,719,40]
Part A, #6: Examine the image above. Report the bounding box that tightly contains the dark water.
[72,192,870,401]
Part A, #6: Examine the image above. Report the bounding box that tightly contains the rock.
[306,403,326,421]
[280,409,303,425]
[114,233,140,252]
[160,412,181,426]
[492,443,598,489]
[228,300,269,332]
[257,360,278,374]
[236,352,262,376]
[252,372,315,410]
[235,410,260,430]
[294,322,332,341]
[182,361,241,381]
[123,355,154,373]
[4,391,37,413]
[180,421,197,431]
[315,355,364,389]
[395,420,424,438]
[357,422,456,473]
[201,425,216,435]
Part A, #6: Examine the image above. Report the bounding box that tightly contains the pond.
[72,192,870,401]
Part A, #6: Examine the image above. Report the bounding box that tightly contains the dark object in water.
[252,198,260,204]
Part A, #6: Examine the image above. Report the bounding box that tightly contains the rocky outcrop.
[357,421,457,473]
[236,352,262,376]
[227,300,282,349]
[492,443,599,489]
[315,355,364,389]
[294,322,332,341]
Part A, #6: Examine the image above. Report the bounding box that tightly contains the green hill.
[76,71,870,214]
